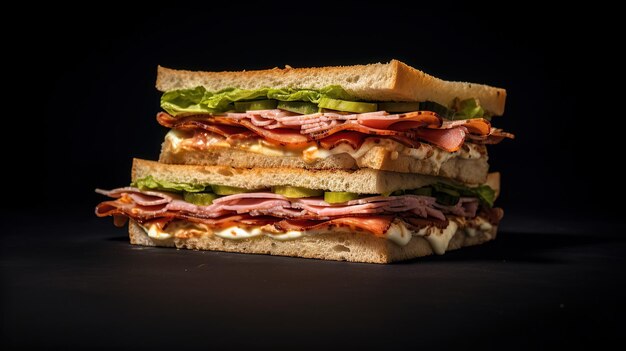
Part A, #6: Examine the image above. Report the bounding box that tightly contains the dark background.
[3,4,625,350]
[5,3,624,220]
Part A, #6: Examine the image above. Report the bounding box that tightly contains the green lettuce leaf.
[267,88,321,102]
[161,85,356,116]
[131,176,209,193]
[202,88,270,110]
[319,85,354,101]
[451,98,487,120]
[160,86,217,115]
[470,185,496,207]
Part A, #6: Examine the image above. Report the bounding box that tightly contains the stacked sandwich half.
[96,60,513,263]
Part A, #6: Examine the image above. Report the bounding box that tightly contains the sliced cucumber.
[410,187,433,197]
[434,193,459,206]
[211,185,257,195]
[234,99,278,112]
[183,192,217,206]
[420,101,454,118]
[277,101,319,115]
[324,191,360,204]
[272,186,323,198]
[318,97,377,113]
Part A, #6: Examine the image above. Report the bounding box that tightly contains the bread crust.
[159,143,489,185]
[132,157,496,194]
[156,60,506,116]
[128,220,497,264]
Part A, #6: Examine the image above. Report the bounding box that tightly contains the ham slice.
[467,128,515,144]
[95,187,179,205]
[178,214,278,228]
[95,188,456,222]
[318,131,367,150]
[244,109,295,119]
[413,127,467,152]
[95,187,494,237]
[237,119,311,147]
[305,120,406,140]
[211,192,286,204]
[357,111,442,130]
[273,216,395,237]
[410,127,467,152]
[157,111,507,152]
[434,197,479,218]
[441,118,491,135]
[95,198,169,218]
[158,112,255,141]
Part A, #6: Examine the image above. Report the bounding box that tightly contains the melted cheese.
[213,226,311,241]
[165,130,483,169]
[140,216,494,255]
[384,221,413,246]
[215,226,265,239]
[424,221,459,255]
[147,224,172,239]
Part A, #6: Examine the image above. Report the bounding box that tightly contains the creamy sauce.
[424,221,459,255]
[458,216,494,239]
[164,130,484,169]
[384,221,413,246]
[141,216,494,255]
[214,226,311,241]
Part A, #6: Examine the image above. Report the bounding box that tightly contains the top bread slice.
[156,60,506,116]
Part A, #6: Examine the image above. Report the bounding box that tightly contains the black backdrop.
[6,4,624,224]
[3,4,626,350]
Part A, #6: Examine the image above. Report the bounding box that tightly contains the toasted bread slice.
[156,60,506,116]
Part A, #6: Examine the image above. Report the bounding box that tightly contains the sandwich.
[95,60,513,263]
[96,159,503,263]
[156,60,512,184]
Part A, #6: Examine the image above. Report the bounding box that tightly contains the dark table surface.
[2,212,625,350]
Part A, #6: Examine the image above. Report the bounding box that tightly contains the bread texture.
[132,158,444,194]
[128,220,498,264]
[159,143,489,184]
[156,60,506,116]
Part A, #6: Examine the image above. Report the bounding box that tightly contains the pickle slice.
[277,101,319,115]
[211,185,258,195]
[377,102,421,113]
[234,99,278,112]
[324,191,360,204]
[410,187,433,197]
[317,97,377,113]
[433,187,460,206]
[272,186,323,198]
[183,192,217,206]
[420,101,454,118]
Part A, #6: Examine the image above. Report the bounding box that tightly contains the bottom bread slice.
[128,220,498,264]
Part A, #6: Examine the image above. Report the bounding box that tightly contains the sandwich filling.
[95,179,502,254]
[157,86,513,164]
[163,128,487,169]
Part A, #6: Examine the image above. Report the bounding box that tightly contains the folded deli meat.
[96,60,513,263]
[157,110,512,152]
[96,184,503,254]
